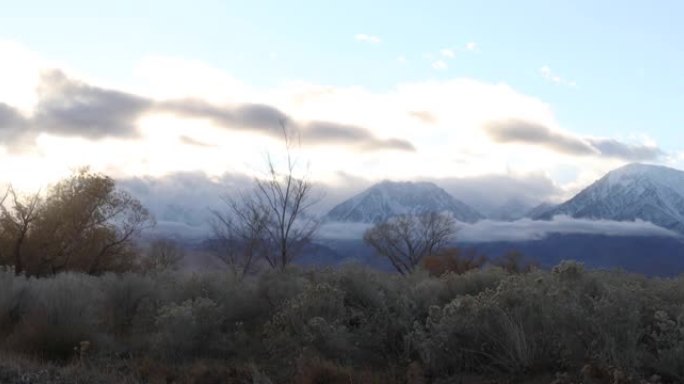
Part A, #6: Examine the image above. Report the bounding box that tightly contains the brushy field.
[0,262,683,383]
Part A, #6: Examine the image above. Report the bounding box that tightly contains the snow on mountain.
[536,163,684,233]
[325,180,483,223]
[526,202,556,218]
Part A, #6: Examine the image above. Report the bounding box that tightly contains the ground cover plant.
[0,259,683,383]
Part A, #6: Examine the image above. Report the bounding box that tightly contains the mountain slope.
[326,180,483,223]
[526,202,556,218]
[537,163,684,233]
[486,198,535,221]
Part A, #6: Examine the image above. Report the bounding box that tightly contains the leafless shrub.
[364,212,457,275]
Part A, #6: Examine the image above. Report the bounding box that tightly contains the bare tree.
[0,187,41,275]
[140,238,185,273]
[363,212,457,276]
[210,194,270,278]
[213,122,320,272]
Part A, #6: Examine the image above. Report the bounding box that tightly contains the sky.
[1,0,683,213]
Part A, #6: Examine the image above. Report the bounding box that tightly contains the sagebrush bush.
[154,297,224,359]
[97,272,156,337]
[0,262,683,382]
[0,268,27,339]
[6,273,101,360]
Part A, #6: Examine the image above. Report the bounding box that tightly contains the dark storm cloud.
[485,119,664,161]
[33,70,153,138]
[588,138,662,162]
[302,121,416,152]
[485,119,597,155]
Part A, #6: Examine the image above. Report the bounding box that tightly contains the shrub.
[0,268,27,339]
[422,248,487,277]
[154,297,224,359]
[6,273,101,360]
[97,272,156,337]
[0,261,682,382]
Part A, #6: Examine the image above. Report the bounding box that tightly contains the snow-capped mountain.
[526,202,556,218]
[536,163,684,233]
[325,180,483,223]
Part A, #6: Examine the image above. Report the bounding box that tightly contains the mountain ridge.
[536,163,684,233]
[325,180,483,223]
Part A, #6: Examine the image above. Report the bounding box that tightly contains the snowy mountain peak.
[325,180,483,223]
[537,163,684,233]
[605,163,684,191]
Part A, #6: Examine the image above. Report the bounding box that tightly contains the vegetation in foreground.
[0,262,683,383]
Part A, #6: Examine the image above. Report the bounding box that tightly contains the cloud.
[318,221,372,240]
[432,60,448,70]
[157,96,416,152]
[587,138,662,162]
[159,98,289,134]
[485,119,664,161]
[180,135,216,147]
[119,171,252,227]
[302,121,415,152]
[408,111,437,124]
[0,102,29,142]
[465,42,477,51]
[0,104,24,125]
[374,138,416,152]
[539,65,576,87]
[434,173,563,214]
[0,43,671,198]
[457,216,679,242]
[354,34,381,44]
[0,69,416,155]
[160,100,415,151]
[440,48,455,58]
[33,70,152,138]
[485,119,597,156]
[317,215,680,242]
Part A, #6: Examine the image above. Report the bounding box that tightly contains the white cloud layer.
[0,39,667,202]
[457,216,679,242]
[354,33,381,44]
[318,216,680,242]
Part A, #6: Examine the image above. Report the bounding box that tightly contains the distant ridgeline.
[309,164,684,276]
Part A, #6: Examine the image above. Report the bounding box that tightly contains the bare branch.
[364,212,457,276]
[213,121,320,272]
